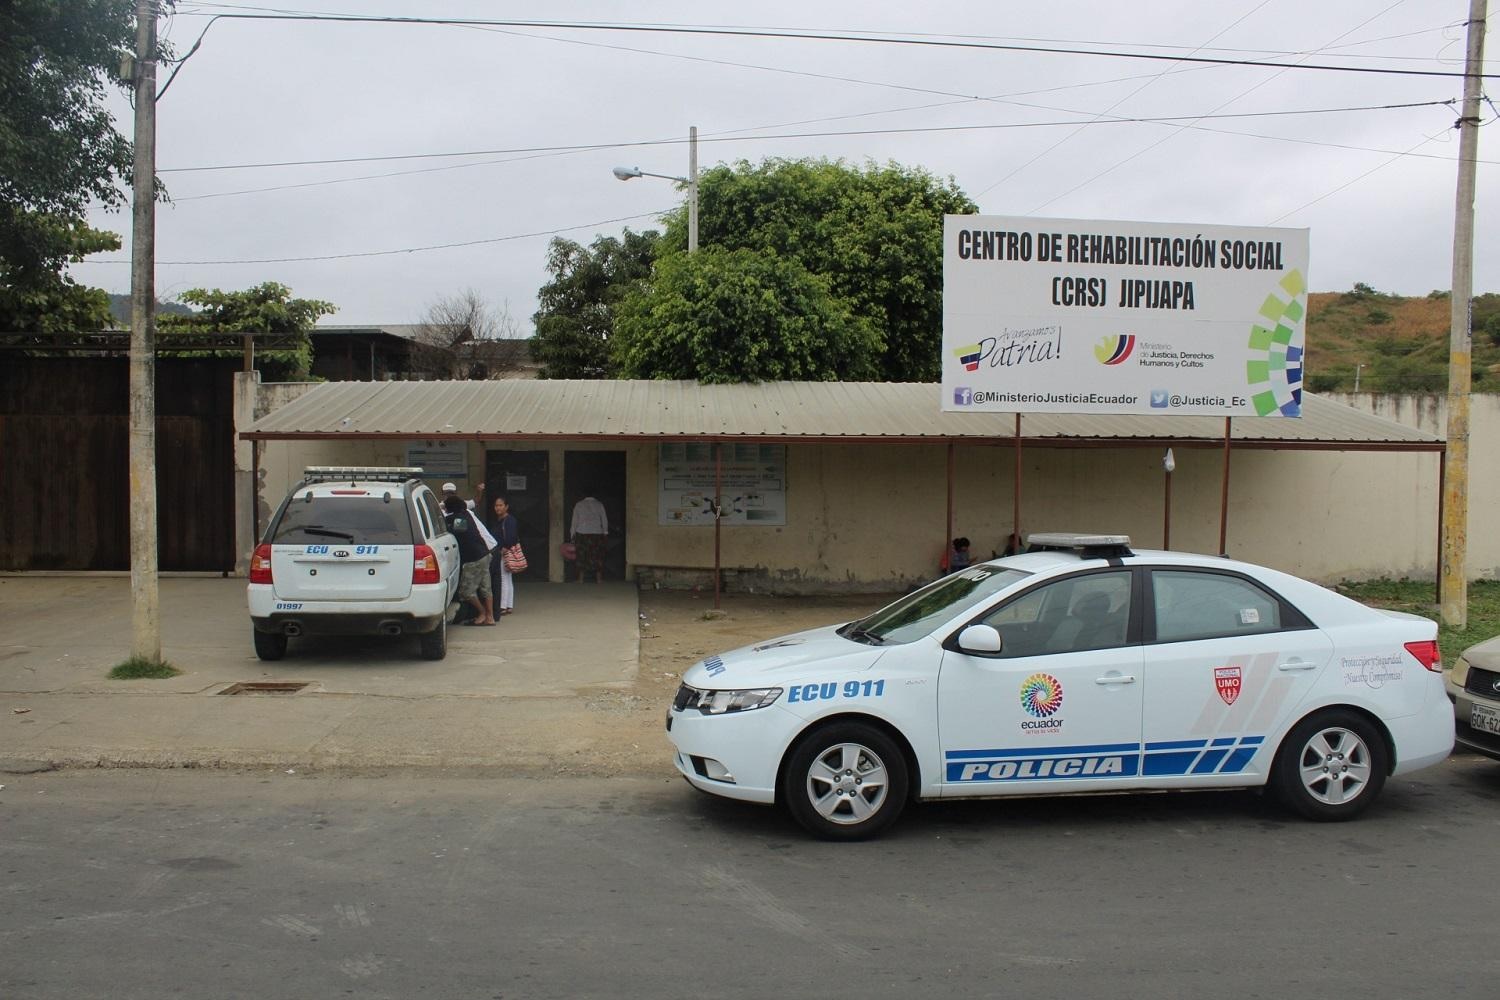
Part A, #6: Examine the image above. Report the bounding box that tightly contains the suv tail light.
[249,543,274,584]
[1403,640,1442,673]
[412,544,440,585]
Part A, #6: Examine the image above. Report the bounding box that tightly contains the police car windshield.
[849,567,1030,645]
[273,496,413,545]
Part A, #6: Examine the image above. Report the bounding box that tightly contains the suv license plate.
[1472,703,1500,736]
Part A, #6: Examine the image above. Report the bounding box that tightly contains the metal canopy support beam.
[1012,414,1023,552]
[1219,417,1233,555]
[1437,448,1448,607]
[945,442,955,566]
[713,442,722,610]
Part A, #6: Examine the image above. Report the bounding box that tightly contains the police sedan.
[665,533,1454,840]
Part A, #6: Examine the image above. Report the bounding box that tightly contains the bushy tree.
[612,247,880,383]
[159,282,335,380]
[530,229,659,378]
[0,0,136,332]
[655,158,978,381]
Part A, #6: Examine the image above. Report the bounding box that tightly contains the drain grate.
[219,682,311,696]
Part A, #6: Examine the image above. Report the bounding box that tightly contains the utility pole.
[129,0,161,660]
[1441,0,1486,628]
[688,125,699,253]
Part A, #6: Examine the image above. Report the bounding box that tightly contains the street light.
[614,125,698,253]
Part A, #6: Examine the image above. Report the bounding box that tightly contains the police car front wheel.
[782,722,909,840]
[1272,710,1388,821]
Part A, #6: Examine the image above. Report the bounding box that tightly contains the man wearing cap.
[442,483,498,625]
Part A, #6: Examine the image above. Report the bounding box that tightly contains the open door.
[484,450,549,581]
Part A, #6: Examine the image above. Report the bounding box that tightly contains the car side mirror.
[957,624,1003,654]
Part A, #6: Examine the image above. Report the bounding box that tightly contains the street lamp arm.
[613,166,688,184]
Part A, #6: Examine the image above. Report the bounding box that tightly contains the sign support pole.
[1012,414,1023,553]
[945,441,955,564]
[1218,418,1233,555]
[713,442,722,610]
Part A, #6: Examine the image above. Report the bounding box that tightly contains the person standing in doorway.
[489,494,520,616]
[570,489,608,584]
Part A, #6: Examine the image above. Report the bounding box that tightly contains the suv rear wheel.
[419,616,447,660]
[253,629,287,661]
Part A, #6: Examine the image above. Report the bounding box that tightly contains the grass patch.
[1335,579,1500,663]
[108,656,182,680]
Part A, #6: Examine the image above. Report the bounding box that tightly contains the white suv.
[247,467,461,661]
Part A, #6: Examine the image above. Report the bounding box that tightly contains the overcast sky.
[76,0,1492,331]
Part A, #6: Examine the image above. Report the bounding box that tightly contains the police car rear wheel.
[782,723,908,840]
[1272,710,1387,821]
[253,629,287,661]
[419,617,447,660]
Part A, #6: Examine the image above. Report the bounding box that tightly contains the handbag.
[502,542,528,573]
[560,541,577,561]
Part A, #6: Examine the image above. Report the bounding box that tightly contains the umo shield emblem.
[333,549,350,558]
[1214,666,1242,706]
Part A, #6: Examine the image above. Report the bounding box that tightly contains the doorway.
[564,451,627,581]
[484,450,549,581]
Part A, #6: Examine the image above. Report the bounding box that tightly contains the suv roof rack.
[302,466,423,484]
[1026,532,1135,559]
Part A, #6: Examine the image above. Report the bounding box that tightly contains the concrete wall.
[241,384,1496,590]
[1328,392,1499,582]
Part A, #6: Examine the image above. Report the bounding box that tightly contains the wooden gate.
[0,358,237,571]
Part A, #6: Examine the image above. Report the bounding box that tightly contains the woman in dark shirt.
[489,495,521,616]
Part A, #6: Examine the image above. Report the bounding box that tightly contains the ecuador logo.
[1020,673,1064,718]
[1093,334,1136,365]
[954,343,983,372]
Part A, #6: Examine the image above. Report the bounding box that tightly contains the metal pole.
[688,126,699,254]
[1012,413,1022,552]
[128,0,160,662]
[1219,417,1232,555]
[945,441,955,562]
[1436,448,1447,608]
[1163,469,1172,550]
[713,441,721,609]
[1441,0,1486,629]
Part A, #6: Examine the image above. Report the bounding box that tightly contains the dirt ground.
[580,589,899,777]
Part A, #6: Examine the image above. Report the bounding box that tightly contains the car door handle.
[1278,660,1318,672]
[1095,675,1136,685]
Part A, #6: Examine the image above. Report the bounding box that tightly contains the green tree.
[612,247,881,383]
[530,229,659,378]
[656,158,978,381]
[1,1,136,332]
[159,283,335,380]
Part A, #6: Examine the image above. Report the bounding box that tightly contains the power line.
[1027,0,1416,212]
[151,10,1500,79]
[160,98,1456,175]
[73,210,674,265]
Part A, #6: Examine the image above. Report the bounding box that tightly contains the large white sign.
[942,215,1310,417]
[658,443,786,526]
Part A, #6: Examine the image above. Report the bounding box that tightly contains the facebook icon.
[1150,389,1170,408]
[953,387,973,406]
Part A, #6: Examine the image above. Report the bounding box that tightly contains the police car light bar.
[302,466,424,484]
[1026,532,1135,558]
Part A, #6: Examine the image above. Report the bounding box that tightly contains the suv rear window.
[272,495,414,545]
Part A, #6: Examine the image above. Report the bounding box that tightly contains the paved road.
[4,756,1497,1000]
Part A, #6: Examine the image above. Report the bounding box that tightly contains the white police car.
[248,467,460,661]
[666,534,1454,839]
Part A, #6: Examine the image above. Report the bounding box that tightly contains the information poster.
[404,440,467,479]
[658,443,786,525]
[942,215,1310,417]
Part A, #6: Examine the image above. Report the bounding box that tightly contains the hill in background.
[1305,284,1500,392]
[106,293,195,326]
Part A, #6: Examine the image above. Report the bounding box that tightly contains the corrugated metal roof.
[241,380,1442,449]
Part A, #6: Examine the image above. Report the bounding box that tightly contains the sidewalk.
[0,577,660,775]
